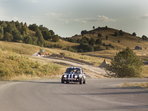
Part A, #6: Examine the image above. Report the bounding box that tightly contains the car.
[61,67,86,84]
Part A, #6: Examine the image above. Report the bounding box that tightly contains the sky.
[0,0,148,37]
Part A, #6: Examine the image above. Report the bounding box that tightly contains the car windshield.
[65,68,81,74]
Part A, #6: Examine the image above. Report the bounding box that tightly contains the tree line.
[0,21,60,47]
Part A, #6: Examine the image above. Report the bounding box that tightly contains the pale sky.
[0,0,148,37]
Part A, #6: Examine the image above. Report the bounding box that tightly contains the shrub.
[52,35,60,42]
[142,35,148,41]
[132,32,136,36]
[109,47,143,77]
[78,43,94,52]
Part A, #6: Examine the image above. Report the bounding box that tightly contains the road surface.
[0,79,148,111]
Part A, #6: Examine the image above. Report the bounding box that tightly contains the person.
[75,69,80,74]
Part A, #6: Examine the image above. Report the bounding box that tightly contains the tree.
[52,35,60,42]
[105,36,108,40]
[105,26,108,29]
[95,38,102,45]
[114,32,118,36]
[12,30,22,42]
[4,24,13,33]
[80,37,89,44]
[0,26,4,40]
[93,26,95,30]
[81,30,87,36]
[28,24,38,31]
[109,47,143,77]
[132,32,136,36]
[24,36,33,44]
[36,29,45,46]
[142,35,148,41]
[42,30,52,40]
[78,43,94,52]
[89,38,95,46]
[119,30,124,36]
[97,33,102,37]
[3,32,13,41]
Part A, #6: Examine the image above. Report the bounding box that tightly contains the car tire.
[83,79,86,84]
[79,78,83,84]
[61,78,64,83]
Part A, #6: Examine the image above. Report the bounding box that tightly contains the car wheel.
[79,78,83,84]
[83,79,86,84]
[61,79,64,83]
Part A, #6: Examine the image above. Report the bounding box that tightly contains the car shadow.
[65,90,148,95]
[11,80,82,85]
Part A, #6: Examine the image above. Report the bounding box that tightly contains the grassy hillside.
[0,41,66,80]
[1,21,147,53]
[0,49,65,80]
[0,41,147,79]
[0,41,107,80]
[65,27,148,51]
[0,21,79,52]
[0,41,105,65]
[0,25,148,79]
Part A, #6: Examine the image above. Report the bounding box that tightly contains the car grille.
[67,74,75,79]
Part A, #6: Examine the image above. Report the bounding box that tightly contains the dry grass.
[0,41,147,79]
[142,65,148,78]
[47,39,78,47]
[120,82,148,88]
[0,41,105,80]
[0,41,104,66]
[0,48,65,80]
[0,41,40,55]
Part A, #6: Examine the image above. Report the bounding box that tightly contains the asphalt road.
[0,78,148,111]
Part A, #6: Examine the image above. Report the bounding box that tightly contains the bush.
[132,32,136,36]
[52,35,60,42]
[78,43,94,52]
[109,47,143,77]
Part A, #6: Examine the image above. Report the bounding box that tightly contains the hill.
[1,21,147,53]
[0,41,108,80]
[64,26,148,52]
[0,21,147,79]
[0,20,78,51]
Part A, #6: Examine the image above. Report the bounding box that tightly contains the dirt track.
[32,56,107,78]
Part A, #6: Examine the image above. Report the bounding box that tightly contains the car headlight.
[75,75,78,78]
[64,75,67,78]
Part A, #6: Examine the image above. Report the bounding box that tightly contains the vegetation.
[142,35,148,41]
[132,32,137,36]
[0,21,60,47]
[64,26,148,52]
[0,49,64,80]
[1,21,148,53]
[0,41,104,68]
[120,82,148,88]
[109,48,143,77]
